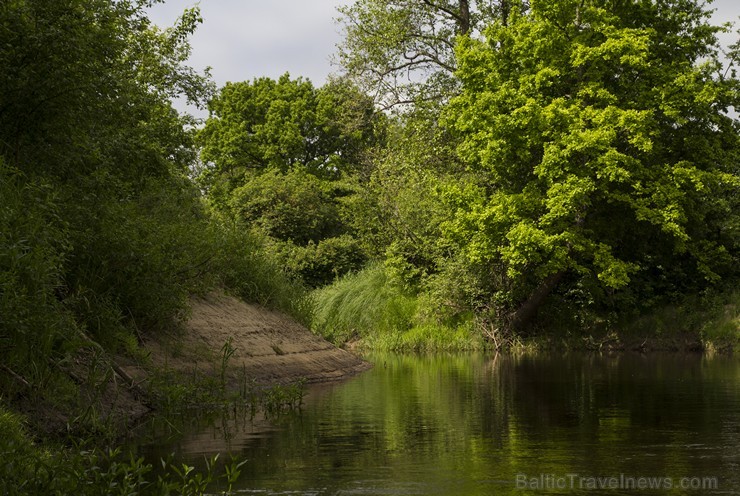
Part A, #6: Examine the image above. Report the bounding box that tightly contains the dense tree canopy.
[0,0,212,179]
[198,75,386,286]
[443,0,739,327]
[198,75,383,185]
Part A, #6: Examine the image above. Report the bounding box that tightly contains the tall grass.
[311,263,484,351]
[311,263,417,344]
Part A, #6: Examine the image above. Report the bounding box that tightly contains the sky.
[147,0,738,113]
[147,0,350,88]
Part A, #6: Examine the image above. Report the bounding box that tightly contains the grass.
[700,292,740,353]
[311,263,486,351]
[360,322,485,352]
[311,263,417,345]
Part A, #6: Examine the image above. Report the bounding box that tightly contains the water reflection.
[136,353,740,495]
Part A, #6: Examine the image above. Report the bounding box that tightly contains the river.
[136,352,740,494]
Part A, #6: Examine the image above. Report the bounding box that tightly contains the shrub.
[282,234,367,288]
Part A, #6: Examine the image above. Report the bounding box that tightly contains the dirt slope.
[143,292,371,385]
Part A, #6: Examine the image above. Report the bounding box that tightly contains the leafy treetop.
[444,0,739,323]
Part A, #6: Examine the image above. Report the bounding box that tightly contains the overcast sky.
[148,0,349,88]
[148,0,738,110]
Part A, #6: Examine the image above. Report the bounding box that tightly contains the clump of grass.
[361,322,484,352]
[701,292,740,352]
[311,263,489,351]
[311,263,417,344]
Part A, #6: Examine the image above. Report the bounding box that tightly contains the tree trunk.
[509,270,566,331]
[459,0,470,34]
[500,0,511,26]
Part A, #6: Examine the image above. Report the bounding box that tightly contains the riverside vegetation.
[1,0,738,493]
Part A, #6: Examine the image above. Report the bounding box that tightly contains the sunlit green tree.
[444,0,740,328]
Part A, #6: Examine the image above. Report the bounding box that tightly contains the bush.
[0,164,78,386]
[228,168,344,244]
[57,175,218,349]
[210,220,312,324]
[281,234,367,288]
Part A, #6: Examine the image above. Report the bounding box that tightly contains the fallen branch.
[77,331,146,399]
[0,364,30,389]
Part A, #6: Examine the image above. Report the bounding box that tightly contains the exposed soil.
[137,292,371,386]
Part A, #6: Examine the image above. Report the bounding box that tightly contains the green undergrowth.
[212,220,312,325]
[0,331,308,496]
[0,404,247,496]
[609,290,740,352]
[359,322,485,352]
[311,264,485,351]
[311,263,416,344]
[311,263,738,353]
[701,294,740,352]
[501,290,740,353]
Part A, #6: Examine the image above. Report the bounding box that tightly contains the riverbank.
[10,291,370,440]
[0,292,371,495]
[133,291,371,387]
[310,265,739,354]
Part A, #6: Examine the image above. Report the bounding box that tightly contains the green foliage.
[198,74,382,186]
[310,261,485,351]
[0,1,316,448]
[0,404,247,495]
[1,0,217,371]
[209,220,312,323]
[198,76,381,287]
[361,322,484,352]
[0,0,211,178]
[354,104,466,284]
[444,0,740,321]
[229,168,344,244]
[336,0,513,108]
[618,290,740,352]
[701,297,740,353]
[311,264,417,344]
[0,163,78,385]
[280,234,368,289]
[63,176,216,342]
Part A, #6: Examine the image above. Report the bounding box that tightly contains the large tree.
[338,0,526,108]
[444,0,739,328]
[336,0,520,108]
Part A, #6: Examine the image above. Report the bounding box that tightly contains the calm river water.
[137,353,740,495]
